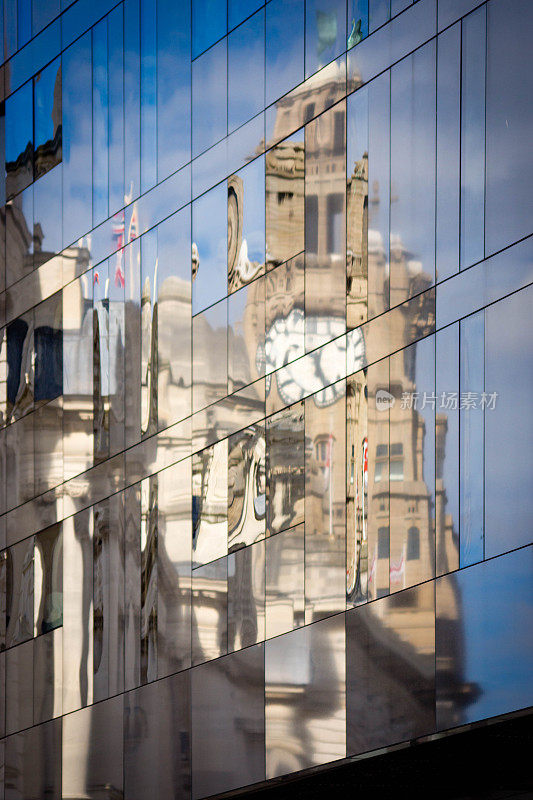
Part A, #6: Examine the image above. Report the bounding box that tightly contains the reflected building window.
[407,527,420,561]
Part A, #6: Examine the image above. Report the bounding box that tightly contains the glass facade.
[0,0,532,796]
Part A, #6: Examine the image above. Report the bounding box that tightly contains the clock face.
[258,311,366,408]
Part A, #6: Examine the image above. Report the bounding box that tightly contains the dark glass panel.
[436,547,533,730]
[486,0,533,254]
[192,38,227,158]
[485,286,533,559]
[124,671,191,800]
[5,639,33,735]
[34,291,62,404]
[5,718,61,800]
[347,582,435,755]
[228,9,265,134]
[191,643,265,798]
[436,23,460,282]
[265,0,304,107]
[5,81,33,199]
[5,309,33,422]
[62,695,123,799]
[265,615,345,778]
[266,402,305,536]
[459,310,484,567]
[460,5,486,269]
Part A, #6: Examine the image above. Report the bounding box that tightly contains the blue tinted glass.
[5,81,33,199]
[108,4,125,215]
[305,0,347,78]
[192,183,228,314]
[192,38,227,157]
[348,0,368,47]
[62,32,92,246]
[140,0,157,193]
[228,9,265,134]
[192,0,226,58]
[32,0,60,37]
[229,0,263,30]
[157,0,191,180]
[125,0,141,203]
[4,0,17,60]
[460,310,484,567]
[265,0,304,106]
[34,56,62,180]
[93,21,109,225]
[17,0,31,48]
[460,5,486,269]
[369,0,389,32]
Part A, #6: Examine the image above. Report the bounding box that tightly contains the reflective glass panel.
[191,555,228,666]
[228,156,266,293]
[265,522,304,638]
[266,402,305,536]
[192,183,227,315]
[228,424,266,549]
[192,299,228,414]
[265,0,304,107]
[228,9,265,134]
[265,130,305,270]
[228,539,265,650]
[305,0,347,79]
[193,439,228,567]
[5,718,61,799]
[192,38,227,158]
[228,277,265,393]
[5,81,33,199]
[192,0,226,58]
[347,86,368,330]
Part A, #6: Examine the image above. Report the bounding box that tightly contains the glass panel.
[140,0,157,193]
[305,382,346,623]
[266,402,305,536]
[140,475,158,684]
[6,537,34,647]
[5,718,61,800]
[124,484,141,691]
[192,299,228,414]
[228,539,265,650]
[229,0,263,30]
[436,324,459,576]
[92,22,109,226]
[228,277,265,393]
[34,291,62,406]
[62,32,92,247]
[6,183,33,289]
[192,38,227,157]
[347,582,435,755]
[34,165,63,268]
[62,695,123,799]
[193,439,228,567]
[265,130,305,270]
[390,41,436,304]
[346,370,368,606]
[192,0,226,58]
[460,6,486,269]
[305,0,347,79]
[157,208,192,429]
[369,0,389,32]
[6,411,35,509]
[34,523,62,635]
[389,336,435,592]
[62,508,93,714]
[5,638,33,735]
[140,228,158,438]
[436,23,460,282]
[34,56,62,183]
[124,238,142,449]
[33,628,63,724]
[124,671,191,800]
[485,286,533,559]
[124,0,141,204]
[5,308,33,422]
[485,0,533,255]
[366,359,389,600]
[191,555,228,666]
[191,644,265,798]
[5,81,33,199]
[459,310,484,567]
[436,547,533,729]
[367,70,390,318]
[157,459,192,677]
[157,0,191,179]
[265,522,304,638]
[348,0,368,47]
[192,183,227,315]
[347,86,368,330]
[265,0,304,107]
[264,256,305,389]
[228,156,266,293]
[228,9,265,134]
[228,424,266,550]
[108,4,124,216]
[305,102,346,350]
[265,614,345,778]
